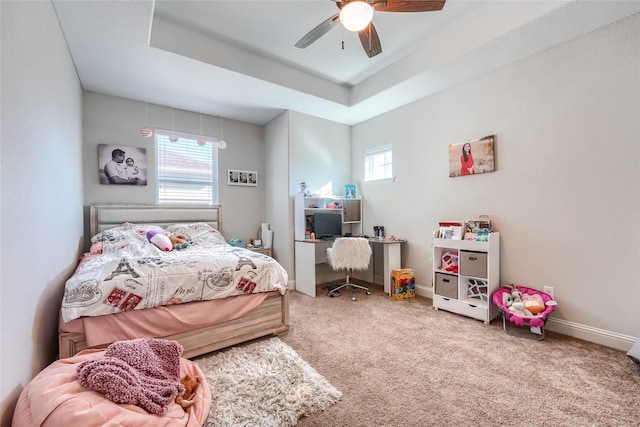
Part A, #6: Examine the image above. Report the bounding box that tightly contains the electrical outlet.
[543,286,554,299]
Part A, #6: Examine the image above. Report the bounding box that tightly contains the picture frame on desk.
[345,184,356,199]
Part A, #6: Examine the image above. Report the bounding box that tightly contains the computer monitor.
[313,213,342,238]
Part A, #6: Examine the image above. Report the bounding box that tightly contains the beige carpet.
[278,284,640,426]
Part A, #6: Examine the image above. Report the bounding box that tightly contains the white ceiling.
[51,0,640,125]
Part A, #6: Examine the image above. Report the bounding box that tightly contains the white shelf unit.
[432,232,500,324]
[294,193,362,240]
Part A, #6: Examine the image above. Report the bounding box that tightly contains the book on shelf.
[465,218,492,233]
[464,216,492,241]
[438,221,463,240]
[464,231,490,241]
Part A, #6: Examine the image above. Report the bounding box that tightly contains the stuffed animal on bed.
[167,232,189,250]
[147,230,172,251]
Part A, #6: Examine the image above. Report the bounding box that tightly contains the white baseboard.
[544,318,636,352]
[415,285,637,352]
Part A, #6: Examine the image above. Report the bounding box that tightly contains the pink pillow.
[89,241,103,254]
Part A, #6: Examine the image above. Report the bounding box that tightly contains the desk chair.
[326,237,372,301]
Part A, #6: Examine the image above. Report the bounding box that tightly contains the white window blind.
[156,129,219,204]
[364,145,392,182]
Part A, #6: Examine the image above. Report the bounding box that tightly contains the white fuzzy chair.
[326,237,372,301]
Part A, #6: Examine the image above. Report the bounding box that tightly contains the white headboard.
[89,204,222,237]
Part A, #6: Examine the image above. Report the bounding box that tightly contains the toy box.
[391,269,416,300]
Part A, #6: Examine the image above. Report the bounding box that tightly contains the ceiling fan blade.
[358,23,382,58]
[295,12,341,48]
[374,0,446,13]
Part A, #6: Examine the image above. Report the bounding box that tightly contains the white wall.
[82,92,265,246]
[288,111,352,199]
[352,14,640,348]
[288,111,352,286]
[263,110,352,287]
[0,1,83,423]
[264,112,291,272]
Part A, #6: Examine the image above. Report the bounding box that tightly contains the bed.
[58,204,289,359]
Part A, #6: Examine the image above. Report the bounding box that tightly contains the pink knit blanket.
[76,338,186,415]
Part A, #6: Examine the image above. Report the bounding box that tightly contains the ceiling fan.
[295,0,446,58]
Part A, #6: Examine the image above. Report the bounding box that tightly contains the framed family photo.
[448,135,495,178]
[228,169,258,186]
[98,144,148,185]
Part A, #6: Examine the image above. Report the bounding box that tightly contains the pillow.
[89,241,103,254]
[91,223,164,252]
[165,222,227,246]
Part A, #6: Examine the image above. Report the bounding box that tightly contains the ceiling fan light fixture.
[340,1,373,32]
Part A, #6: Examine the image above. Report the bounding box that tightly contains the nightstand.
[249,247,272,257]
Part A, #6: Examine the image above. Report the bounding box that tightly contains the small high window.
[364,145,392,182]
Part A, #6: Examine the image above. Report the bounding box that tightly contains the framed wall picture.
[98,144,147,185]
[228,169,258,186]
[448,135,495,178]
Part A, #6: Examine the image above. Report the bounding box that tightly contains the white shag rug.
[193,337,342,427]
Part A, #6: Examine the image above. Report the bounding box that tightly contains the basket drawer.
[460,250,487,278]
[434,273,458,299]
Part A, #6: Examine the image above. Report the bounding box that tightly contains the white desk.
[294,238,406,297]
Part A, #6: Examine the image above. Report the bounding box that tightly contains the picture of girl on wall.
[448,135,495,178]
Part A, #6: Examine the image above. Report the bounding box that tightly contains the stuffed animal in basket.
[523,293,545,315]
[175,374,200,409]
[147,230,172,251]
[167,232,189,250]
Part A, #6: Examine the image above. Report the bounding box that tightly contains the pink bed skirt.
[60,292,269,346]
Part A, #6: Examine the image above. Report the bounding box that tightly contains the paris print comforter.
[61,222,287,323]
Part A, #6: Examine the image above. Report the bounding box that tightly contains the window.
[156,129,219,204]
[364,145,392,182]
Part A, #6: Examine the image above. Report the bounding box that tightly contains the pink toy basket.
[492,285,556,340]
